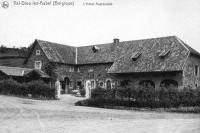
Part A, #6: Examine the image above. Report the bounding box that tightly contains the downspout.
[75,47,77,64]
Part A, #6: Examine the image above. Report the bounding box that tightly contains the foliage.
[120,80,130,87]
[91,87,106,99]
[79,85,86,97]
[79,86,200,108]
[44,62,57,80]
[0,79,55,99]
[0,45,8,53]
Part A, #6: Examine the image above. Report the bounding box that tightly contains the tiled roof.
[108,36,190,73]
[36,40,76,64]
[28,36,200,73]
[177,38,200,56]
[24,69,50,78]
[0,66,32,76]
[0,66,49,78]
[77,43,117,64]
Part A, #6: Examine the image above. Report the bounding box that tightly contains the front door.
[64,77,70,94]
[85,80,91,98]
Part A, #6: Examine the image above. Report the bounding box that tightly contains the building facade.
[22,36,200,97]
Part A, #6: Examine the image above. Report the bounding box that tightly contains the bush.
[0,79,55,99]
[80,85,200,108]
[91,87,106,99]
[79,85,86,97]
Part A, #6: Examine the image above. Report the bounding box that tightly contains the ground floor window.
[160,79,178,89]
[69,81,72,88]
[77,81,82,89]
[91,80,95,89]
[106,79,112,89]
[139,80,155,89]
[99,81,104,88]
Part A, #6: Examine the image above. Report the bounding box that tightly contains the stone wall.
[113,71,182,90]
[24,41,188,91]
[54,62,183,91]
[183,54,200,89]
[25,43,49,71]
[53,63,115,90]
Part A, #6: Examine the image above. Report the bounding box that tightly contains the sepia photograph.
[0,0,200,132]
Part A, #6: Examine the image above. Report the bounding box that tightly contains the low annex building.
[0,66,50,83]
[22,36,200,97]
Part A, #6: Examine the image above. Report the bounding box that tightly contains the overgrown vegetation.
[0,45,29,56]
[44,62,58,81]
[76,86,200,113]
[0,79,55,99]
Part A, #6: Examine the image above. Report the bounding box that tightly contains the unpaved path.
[0,95,200,133]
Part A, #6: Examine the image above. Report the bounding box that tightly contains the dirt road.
[0,95,200,133]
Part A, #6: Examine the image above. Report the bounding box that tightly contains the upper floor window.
[77,68,80,72]
[92,46,100,53]
[195,65,199,77]
[34,61,42,70]
[69,67,74,72]
[36,50,40,55]
[88,68,94,72]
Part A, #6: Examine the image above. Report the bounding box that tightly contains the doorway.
[64,77,70,94]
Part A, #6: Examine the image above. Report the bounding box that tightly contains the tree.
[44,62,58,81]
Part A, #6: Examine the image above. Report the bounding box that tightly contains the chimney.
[113,38,120,43]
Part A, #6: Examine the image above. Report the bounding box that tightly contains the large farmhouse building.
[1,36,200,97]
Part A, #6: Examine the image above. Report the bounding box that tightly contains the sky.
[0,0,200,51]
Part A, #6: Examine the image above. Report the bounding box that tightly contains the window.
[106,80,112,89]
[69,81,72,88]
[195,65,199,77]
[131,51,142,61]
[99,81,104,88]
[106,79,113,89]
[69,67,74,72]
[159,49,170,58]
[91,80,95,89]
[88,68,94,72]
[34,61,42,69]
[92,46,100,53]
[36,50,40,55]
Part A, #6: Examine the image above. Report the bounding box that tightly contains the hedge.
[0,79,55,99]
[80,86,200,108]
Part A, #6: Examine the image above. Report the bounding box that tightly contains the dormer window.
[36,50,40,55]
[159,49,170,58]
[92,46,100,53]
[131,51,142,61]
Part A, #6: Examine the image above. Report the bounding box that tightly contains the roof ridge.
[36,39,76,48]
[0,65,32,70]
[174,37,200,56]
[77,36,177,48]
